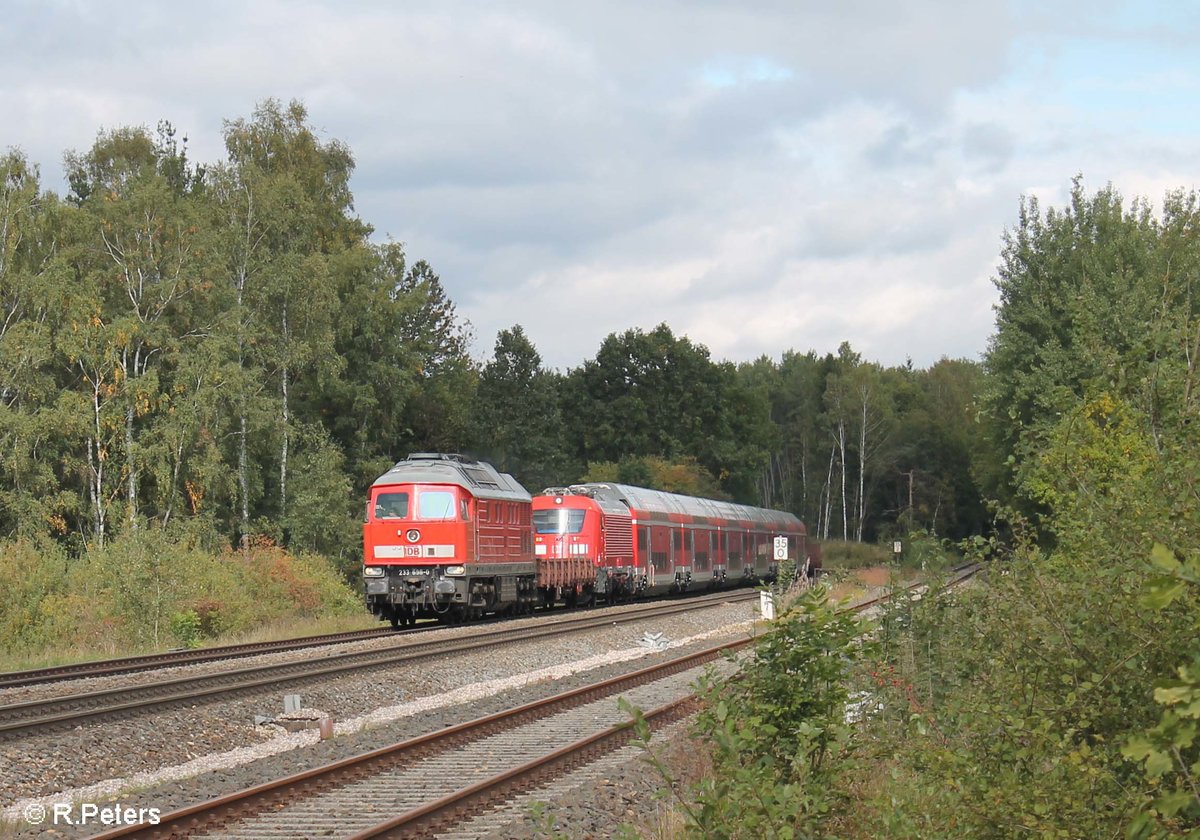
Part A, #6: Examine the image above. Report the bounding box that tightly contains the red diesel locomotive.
[533,483,810,600]
[363,454,594,625]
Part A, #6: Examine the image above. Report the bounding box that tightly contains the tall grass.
[818,534,957,573]
[0,532,368,672]
[818,540,893,570]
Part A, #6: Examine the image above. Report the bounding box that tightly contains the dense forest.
[0,99,992,571]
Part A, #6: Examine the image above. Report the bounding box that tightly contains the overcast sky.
[3,1,1197,370]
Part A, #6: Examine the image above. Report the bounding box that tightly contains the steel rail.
[0,590,758,741]
[349,562,983,839]
[349,695,700,840]
[82,563,981,840]
[0,628,401,690]
[85,638,743,839]
[0,582,768,690]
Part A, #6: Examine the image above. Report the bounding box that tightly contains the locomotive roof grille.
[463,466,502,489]
[407,452,476,464]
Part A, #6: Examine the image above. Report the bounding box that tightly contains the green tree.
[472,325,572,491]
[321,240,427,486]
[64,124,209,534]
[0,152,78,537]
[984,178,1199,515]
[390,258,476,453]
[563,324,772,502]
[629,586,870,837]
[215,98,368,542]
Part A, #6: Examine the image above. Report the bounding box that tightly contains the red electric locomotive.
[363,454,538,626]
[534,483,810,600]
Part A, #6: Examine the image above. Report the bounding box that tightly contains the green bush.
[627,586,872,838]
[169,610,202,649]
[834,395,1200,838]
[0,537,69,655]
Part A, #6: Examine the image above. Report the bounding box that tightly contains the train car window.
[374,492,409,519]
[460,499,470,521]
[533,509,586,534]
[417,490,457,520]
[637,527,649,553]
[685,530,694,552]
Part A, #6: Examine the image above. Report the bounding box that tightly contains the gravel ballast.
[0,600,759,837]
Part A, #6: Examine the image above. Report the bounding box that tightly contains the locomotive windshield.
[374,492,409,519]
[533,508,586,534]
[417,489,457,520]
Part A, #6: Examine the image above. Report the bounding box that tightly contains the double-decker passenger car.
[533,483,809,600]
[363,454,538,625]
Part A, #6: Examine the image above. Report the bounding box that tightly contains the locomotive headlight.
[363,566,385,577]
[444,565,466,576]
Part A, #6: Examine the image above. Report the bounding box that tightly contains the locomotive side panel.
[363,454,536,625]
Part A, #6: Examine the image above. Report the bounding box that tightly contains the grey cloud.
[2,0,1193,375]
[962,123,1016,173]
[864,124,941,169]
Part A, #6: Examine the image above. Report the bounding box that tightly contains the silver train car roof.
[372,453,531,503]
[543,482,804,531]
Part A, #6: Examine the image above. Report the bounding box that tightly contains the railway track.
[84,564,980,840]
[0,589,757,742]
[88,636,735,839]
[0,585,768,690]
[0,628,401,690]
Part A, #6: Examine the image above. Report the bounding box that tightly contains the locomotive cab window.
[533,508,586,534]
[417,490,457,520]
[374,492,409,519]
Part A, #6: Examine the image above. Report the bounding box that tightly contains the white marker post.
[760,589,776,620]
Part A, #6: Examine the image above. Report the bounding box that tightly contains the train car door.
[714,529,725,577]
[650,525,670,586]
[635,524,650,582]
[676,527,692,581]
[754,532,768,576]
[694,529,711,579]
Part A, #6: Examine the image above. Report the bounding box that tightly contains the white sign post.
[773,536,788,561]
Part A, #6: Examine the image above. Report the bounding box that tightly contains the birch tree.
[217,99,363,539]
[64,125,206,531]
